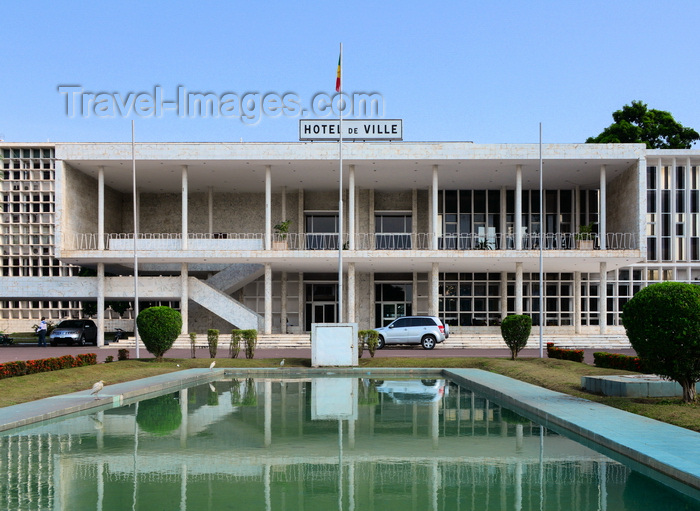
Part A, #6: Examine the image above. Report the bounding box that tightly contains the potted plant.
[273,220,292,249]
[575,223,595,249]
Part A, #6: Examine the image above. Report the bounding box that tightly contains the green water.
[0,378,697,510]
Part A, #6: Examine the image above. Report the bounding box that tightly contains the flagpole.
[337,42,344,323]
[538,122,543,358]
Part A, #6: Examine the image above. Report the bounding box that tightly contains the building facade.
[1,141,699,345]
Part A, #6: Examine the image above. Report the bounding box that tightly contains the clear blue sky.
[2,0,698,145]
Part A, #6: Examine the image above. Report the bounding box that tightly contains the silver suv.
[374,316,449,350]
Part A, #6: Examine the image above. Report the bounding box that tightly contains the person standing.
[37,317,47,347]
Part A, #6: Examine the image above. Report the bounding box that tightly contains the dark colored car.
[49,319,98,346]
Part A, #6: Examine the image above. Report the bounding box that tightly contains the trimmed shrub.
[136,393,182,435]
[105,355,114,363]
[0,354,97,380]
[500,315,532,360]
[230,330,243,359]
[546,343,584,363]
[136,306,183,361]
[243,330,257,359]
[207,329,219,358]
[118,349,130,361]
[358,330,379,358]
[189,332,197,359]
[622,281,700,402]
[593,352,645,372]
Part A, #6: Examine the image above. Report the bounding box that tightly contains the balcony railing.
[68,231,638,251]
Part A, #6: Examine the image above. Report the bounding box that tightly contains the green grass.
[1,356,698,432]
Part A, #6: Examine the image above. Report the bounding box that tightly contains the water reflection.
[0,378,697,510]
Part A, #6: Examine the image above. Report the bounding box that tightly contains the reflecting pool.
[1,377,698,510]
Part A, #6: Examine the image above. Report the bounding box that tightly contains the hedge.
[0,353,97,380]
[546,343,584,363]
[593,352,645,372]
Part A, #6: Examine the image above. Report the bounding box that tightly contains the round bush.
[136,306,182,361]
[500,314,532,360]
[621,282,700,403]
[136,394,182,435]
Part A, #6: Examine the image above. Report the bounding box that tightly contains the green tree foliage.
[136,306,182,361]
[621,282,700,403]
[136,393,182,435]
[586,100,699,149]
[500,315,532,360]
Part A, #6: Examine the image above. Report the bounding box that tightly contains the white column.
[347,263,356,322]
[181,263,188,335]
[599,165,606,250]
[264,263,272,334]
[515,262,523,315]
[574,271,581,334]
[412,189,418,248]
[98,166,105,250]
[432,165,439,250]
[97,263,105,347]
[500,271,508,319]
[265,165,272,250]
[515,165,522,250]
[349,165,355,249]
[574,184,580,234]
[430,262,439,316]
[599,262,607,335]
[208,186,213,235]
[181,165,188,250]
[298,272,304,332]
[369,272,376,327]
[298,188,304,239]
[281,272,288,334]
[500,186,506,249]
[412,272,419,317]
[686,157,692,263]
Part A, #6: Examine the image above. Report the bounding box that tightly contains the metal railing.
[68,231,638,251]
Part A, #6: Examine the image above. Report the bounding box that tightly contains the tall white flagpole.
[337,42,344,323]
[132,121,140,357]
[538,122,544,358]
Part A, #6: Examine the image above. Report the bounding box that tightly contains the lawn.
[0,356,698,432]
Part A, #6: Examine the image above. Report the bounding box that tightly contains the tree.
[586,100,699,149]
[500,314,532,360]
[621,282,700,403]
[136,306,182,361]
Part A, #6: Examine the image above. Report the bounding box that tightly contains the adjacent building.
[1,140,698,346]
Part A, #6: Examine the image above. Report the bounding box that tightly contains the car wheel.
[78,334,86,346]
[377,336,385,350]
[421,379,437,386]
[421,335,436,350]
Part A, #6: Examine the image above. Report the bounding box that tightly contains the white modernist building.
[2,140,699,346]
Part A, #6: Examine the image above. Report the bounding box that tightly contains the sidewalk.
[0,343,636,364]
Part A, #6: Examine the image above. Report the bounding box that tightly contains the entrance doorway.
[305,283,337,331]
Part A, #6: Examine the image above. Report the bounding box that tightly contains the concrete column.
[686,157,692,262]
[347,263,356,323]
[349,165,355,249]
[281,185,287,221]
[98,166,105,250]
[97,263,105,347]
[599,165,606,250]
[671,158,676,261]
[264,263,272,334]
[574,185,580,234]
[515,262,523,315]
[181,165,188,250]
[515,165,522,250]
[368,189,375,235]
[574,271,581,334]
[500,186,507,249]
[432,165,439,250]
[208,186,213,235]
[430,262,439,316]
[412,189,418,248]
[298,188,304,238]
[500,271,508,319]
[281,272,288,334]
[265,165,271,250]
[599,262,607,334]
[298,272,304,332]
[369,272,375,327]
[412,272,419,317]
[181,263,188,335]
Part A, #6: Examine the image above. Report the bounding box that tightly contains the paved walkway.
[0,344,637,364]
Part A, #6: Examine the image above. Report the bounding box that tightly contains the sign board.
[299,119,403,141]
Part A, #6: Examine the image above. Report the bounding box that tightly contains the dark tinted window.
[392,318,409,327]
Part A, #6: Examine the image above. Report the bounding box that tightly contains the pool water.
[0,377,697,510]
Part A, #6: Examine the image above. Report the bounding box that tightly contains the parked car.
[374,316,449,350]
[49,319,98,346]
[375,379,447,404]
